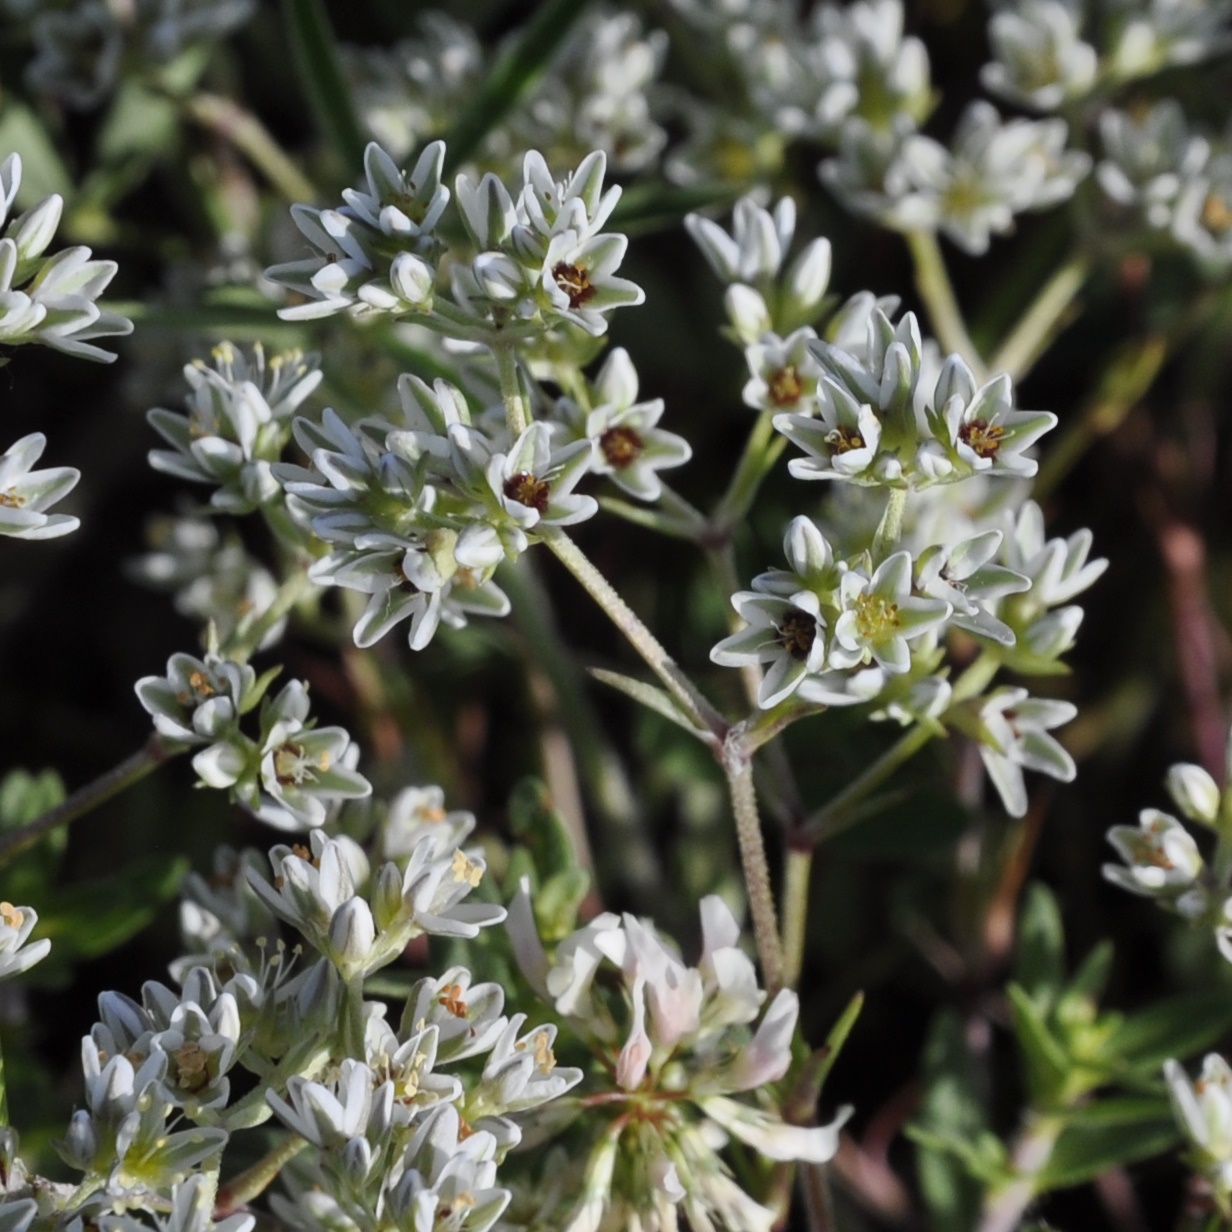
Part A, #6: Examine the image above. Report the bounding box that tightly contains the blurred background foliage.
[1,0,1232,1228]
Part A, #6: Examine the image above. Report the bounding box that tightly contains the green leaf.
[508,777,577,880]
[1034,1118,1181,1192]
[1007,982,1070,1101]
[588,667,707,736]
[1015,883,1066,1010]
[0,101,72,201]
[0,769,67,901]
[1067,940,1114,1002]
[32,856,189,977]
[442,0,591,174]
[906,1124,1008,1187]
[815,992,863,1092]
[1058,1096,1172,1128]
[1105,991,1232,1075]
[0,770,65,833]
[912,1009,992,1229]
[283,0,367,175]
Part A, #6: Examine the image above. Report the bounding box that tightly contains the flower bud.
[1168,762,1222,827]
[327,898,376,980]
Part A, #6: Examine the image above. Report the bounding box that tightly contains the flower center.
[0,902,24,929]
[504,471,551,512]
[0,489,25,508]
[776,609,818,661]
[451,849,483,887]
[1203,192,1232,234]
[826,426,865,455]
[438,983,469,1018]
[599,425,644,469]
[516,1030,557,1075]
[171,1041,211,1093]
[273,742,329,787]
[853,592,900,641]
[767,364,804,407]
[959,418,1006,459]
[553,262,596,309]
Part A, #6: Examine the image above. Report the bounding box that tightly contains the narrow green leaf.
[283,0,366,176]
[905,1124,1008,1187]
[509,777,576,879]
[912,1009,992,1229]
[588,667,707,736]
[443,0,591,174]
[1067,941,1114,1001]
[1007,982,1070,1100]
[1058,1097,1171,1128]
[1015,882,1066,1010]
[1034,1119,1180,1191]
[814,992,863,1092]
[1106,991,1232,1074]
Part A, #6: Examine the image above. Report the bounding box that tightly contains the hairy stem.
[724,754,784,993]
[906,230,986,380]
[215,1136,308,1215]
[0,736,178,867]
[987,254,1091,383]
[781,847,813,990]
[870,487,908,562]
[493,343,531,436]
[542,528,724,738]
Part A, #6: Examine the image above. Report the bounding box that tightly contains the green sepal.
[241,665,284,715]
[1007,982,1070,1103]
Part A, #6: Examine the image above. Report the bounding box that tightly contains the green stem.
[781,847,813,990]
[987,254,1091,382]
[541,528,725,738]
[805,725,936,843]
[493,343,530,436]
[222,566,315,662]
[712,415,788,534]
[975,1114,1065,1232]
[182,93,317,203]
[0,736,178,867]
[905,230,985,380]
[215,1136,308,1214]
[723,755,784,993]
[870,487,908,562]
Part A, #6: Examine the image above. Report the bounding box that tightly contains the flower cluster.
[15,0,255,109]
[0,153,132,362]
[135,653,371,830]
[278,347,688,652]
[344,7,668,175]
[508,888,849,1232]
[266,139,644,341]
[147,342,323,514]
[1166,1053,1232,1215]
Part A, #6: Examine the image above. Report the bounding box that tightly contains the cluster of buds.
[507,888,849,1232]
[146,343,323,515]
[135,652,371,830]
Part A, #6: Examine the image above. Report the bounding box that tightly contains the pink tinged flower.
[616,976,653,1090]
[622,914,703,1050]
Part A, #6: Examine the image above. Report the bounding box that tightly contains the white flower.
[0,433,79,540]
[1102,809,1208,914]
[1166,1054,1232,1196]
[977,687,1077,817]
[0,903,50,981]
[981,1,1098,111]
[1167,762,1223,827]
[743,328,822,415]
[711,592,828,708]
[134,652,256,744]
[830,552,951,674]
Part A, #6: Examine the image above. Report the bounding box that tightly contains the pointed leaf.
[588,667,707,736]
